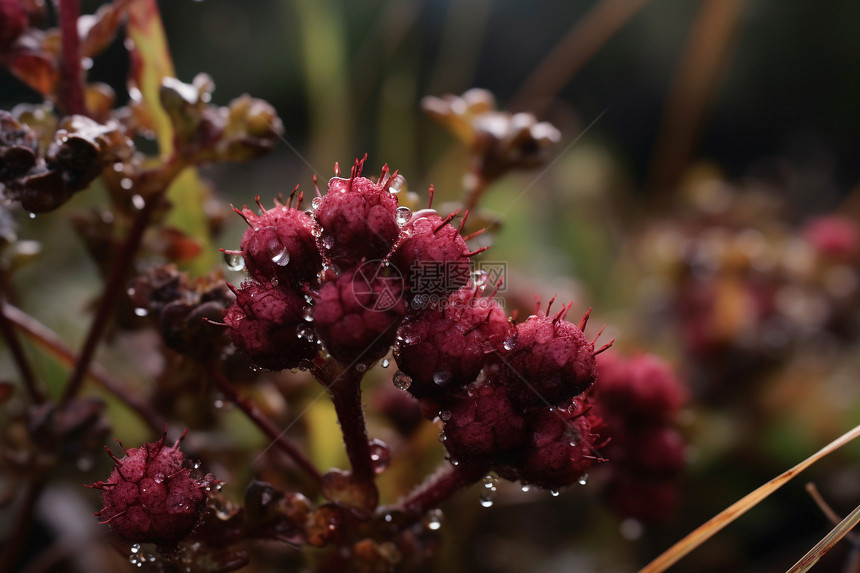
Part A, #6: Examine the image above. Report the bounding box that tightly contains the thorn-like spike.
[288,184,300,207]
[434,209,460,234]
[488,278,503,299]
[593,339,615,356]
[225,283,240,296]
[382,168,399,191]
[231,205,253,227]
[313,173,322,197]
[202,317,227,327]
[333,162,341,177]
[577,308,592,331]
[378,163,390,185]
[591,324,607,345]
[534,295,541,314]
[560,302,573,321]
[297,190,304,208]
[463,228,486,241]
[465,246,490,257]
[511,309,520,322]
[219,248,242,256]
[546,295,557,316]
[99,509,128,525]
[104,445,123,466]
[457,210,470,234]
[174,428,188,448]
[254,195,265,212]
[114,438,129,455]
[428,184,434,209]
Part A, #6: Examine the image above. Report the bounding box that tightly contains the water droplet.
[322,235,334,250]
[153,473,165,484]
[224,251,245,272]
[438,431,447,443]
[521,484,531,492]
[449,458,459,466]
[270,277,279,286]
[439,410,452,422]
[193,461,201,469]
[578,473,589,486]
[355,363,367,373]
[423,508,444,530]
[369,439,390,474]
[381,358,390,368]
[311,196,322,210]
[395,206,412,226]
[312,226,323,238]
[393,370,412,390]
[130,544,141,554]
[134,307,148,317]
[120,177,134,190]
[271,247,290,267]
[113,162,124,173]
[503,339,514,351]
[482,474,498,492]
[550,489,560,497]
[388,174,407,194]
[472,270,489,288]
[28,212,36,219]
[131,194,145,210]
[214,399,224,408]
[384,513,393,523]
[479,494,494,508]
[433,371,452,386]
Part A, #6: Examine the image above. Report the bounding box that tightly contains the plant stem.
[2,303,165,433]
[0,480,44,573]
[396,462,486,521]
[60,161,184,407]
[0,283,45,404]
[463,160,487,214]
[325,364,375,483]
[211,368,322,484]
[57,0,86,116]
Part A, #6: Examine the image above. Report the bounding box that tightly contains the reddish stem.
[57,0,86,116]
[2,302,164,433]
[60,161,184,407]
[396,463,487,521]
[0,280,45,404]
[327,366,376,483]
[211,368,322,484]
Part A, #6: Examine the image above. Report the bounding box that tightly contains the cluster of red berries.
[594,353,687,521]
[222,157,613,493]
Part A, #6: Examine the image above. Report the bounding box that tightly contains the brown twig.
[57,0,86,116]
[806,482,860,545]
[2,302,165,433]
[210,368,322,484]
[394,463,486,523]
[0,274,45,404]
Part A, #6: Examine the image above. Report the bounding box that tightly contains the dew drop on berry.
[393,370,412,390]
[439,410,452,422]
[130,544,141,554]
[388,174,407,194]
[521,484,531,492]
[271,247,290,267]
[153,472,165,484]
[482,473,498,492]
[322,235,334,250]
[479,494,494,508]
[134,307,148,317]
[303,306,314,322]
[28,212,36,219]
[395,206,412,226]
[422,508,444,530]
[355,362,367,373]
[311,196,322,210]
[503,339,515,351]
[369,438,391,474]
[381,358,390,368]
[578,473,589,486]
[550,489,560,497]
[433,371,452,386]
[223,251,245,272]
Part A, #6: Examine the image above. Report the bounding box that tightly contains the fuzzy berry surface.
[90,433,213,544]
[394,286,511,399]
[500,312,597,408]
[442,381,525,465]
[238,203,321,286]
[314,175,400,269]
[390,211,470,299]
[223,281,317,371]
[312,264,406,365]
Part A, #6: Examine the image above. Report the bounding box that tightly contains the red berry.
[596,353,684,424]
[223,281,317,370]
[500,307,598,408]
[390,211,471,299]
[394,286,511,399]
[314,166,400,269]
[312,263,406,365]
[237,200,322,286]
[802,214,860,260]
[89,432,215,544]
[516,400,603,490]
[442,381,525,465]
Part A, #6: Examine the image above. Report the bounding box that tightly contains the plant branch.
[60,161,184,407]
[2,302,165,433]
[57,0,86,116]
[321,363,375,484]
[210,367,322,484]
[0,276,45,404]
[394,462,486,523]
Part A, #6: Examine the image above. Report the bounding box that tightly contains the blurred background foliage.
[3,0,860,572]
